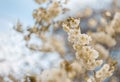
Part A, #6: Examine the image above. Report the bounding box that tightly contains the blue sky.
[0,0,38,31]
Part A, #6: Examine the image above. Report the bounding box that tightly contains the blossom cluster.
[37,68,71,82]
[63,17,116,82]
[33,1,62,24]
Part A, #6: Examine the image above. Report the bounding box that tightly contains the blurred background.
[0,0,120,82]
